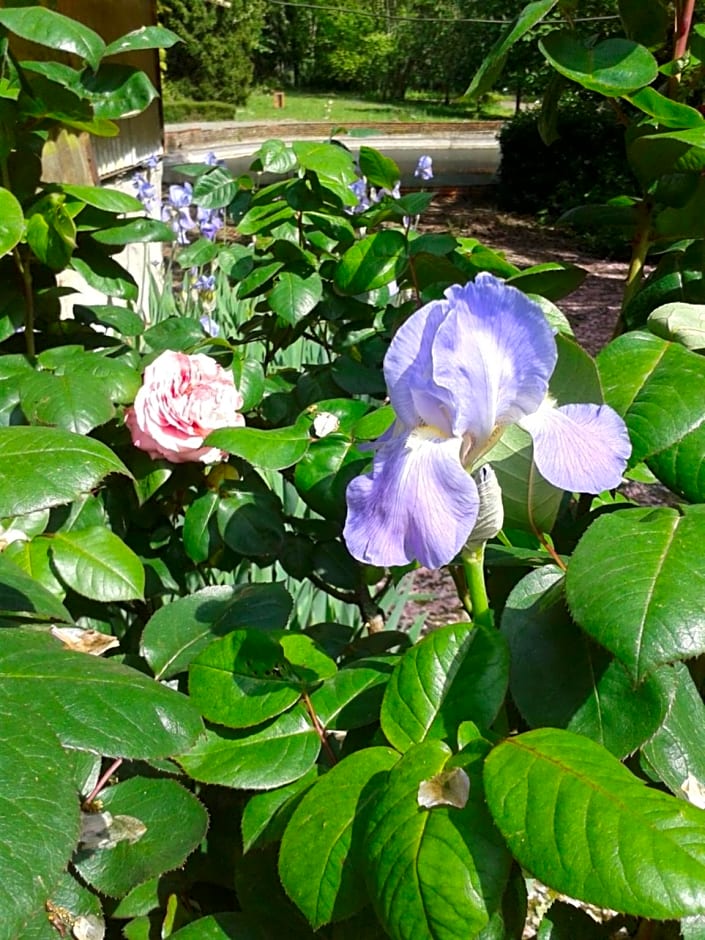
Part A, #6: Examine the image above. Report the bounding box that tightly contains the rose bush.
[125,350,244,463]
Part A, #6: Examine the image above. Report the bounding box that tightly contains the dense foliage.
[6,3,705,940]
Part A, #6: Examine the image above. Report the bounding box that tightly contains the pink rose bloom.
[126,350,244,464]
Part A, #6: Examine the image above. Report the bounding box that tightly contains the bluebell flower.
[132,172,157,211]
[414,154,434,181]
[197,206,223,241]
[344,274,631,569]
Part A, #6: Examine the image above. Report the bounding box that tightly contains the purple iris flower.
[348,176,371,214]
[343,273,631,569]
[195,274,216,292]
[199,313,220,337]
[145,153,160,170]
[414,155,434,181]
[197,206,223,241]
[204,151,224,166]
[169,182,193,208]
[132,172,157,211]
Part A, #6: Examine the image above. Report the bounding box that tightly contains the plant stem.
[460,545,493,629]
[302,692,337,765]
[614,201,652,337]
[83,757,123,807]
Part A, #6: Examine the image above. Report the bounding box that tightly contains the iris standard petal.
[383,299,454,433]
[519,400,632,493]
[435,274,558,444]
[343,427,479,569]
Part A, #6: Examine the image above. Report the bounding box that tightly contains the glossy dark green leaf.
[648,301,705,351]
[358,147,400,190]
[61,184,143,213]
[183,490,220,564]
[0,711,79,940]
[255,138,297,174]
[75,303,145,336]
[70,247,138,301]
[90,217,174,245]
[80,64,157,119]
[0,426,129,517]
[189,630,302,728]
[241,768,318,853]
[142,316,205,352]
[74,777,208,897]
[50,526,144,601]
[20,370,114,433]
[217,488,285,557]
[484,728,705,918]
[294,435,367,521]
[292,140,356,186]
[309,657,395,730]
[193,166,239,209]
[365,739,511,940]
[177,705,320,790]
[567,506,705,681]
[0,553,71,623]
[0,186,24,258]
[279,748,398,928]
[334,230,408,295]
[508,262,586,301]
[174,237,219,267]
[629,127,705,186]
[0,7,105,69]
[268,272,323,325]
[207,425,310,471]
[502,566,670,756]
[626,87,703,129]
[539,32,658,96]
[381,623,508,752]
[141,583,293,680]
[169,914,263,940]
[0,630,203,758]
[103,24,180,56]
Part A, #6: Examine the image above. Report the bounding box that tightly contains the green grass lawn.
[163,89,513,124]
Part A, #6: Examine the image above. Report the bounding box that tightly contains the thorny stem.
[83,757,123,807]
[460,544,493,629]
[302,692,337,765]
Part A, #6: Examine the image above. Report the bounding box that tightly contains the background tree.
[158,0,265,104]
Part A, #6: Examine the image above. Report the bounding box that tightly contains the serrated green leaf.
[365,739,511,940]
[177,705,320,789]
[189,630,303,728]
[206,425,310,470]
[310,657,395,730]
[380,623,508,752]
[141,582,292,680]
[50,526,144,601]
[0,630,203,759]
[74,777,208,897]
[279,748,399,928]
[484,728,705,918]
[0,426,130,517]
[567,505,705,681]
[502,566,671,756]
[0,711,79,940]
[20,371,115,433]
[241,768,318,853]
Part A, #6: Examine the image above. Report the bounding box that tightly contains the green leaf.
[464,0,558,98]
[174,237,219,268]
[103,24,180,56]
[642,662,705,798]
[0,426,129,517]
[20,371,114,433]
[292,140,356,185]
[625,86,703,129]
[484,728,705,918]
[501,566,671,757]
[241,768,318,853]
[508,262,586,302]
[80,64,157,119]
[70,246,138,301]
[50,527,144,601]
[61,184,143,213]
[365,739,511,940]
[294,435,368,521]
[90,217,174,246]
[217,488,285,557]
[206,425,310,471]
[309,657,395,730]
[177,704,320,790]
[74,777,208,897]
[539,32,658,96]
[189,630,303,728]
[255,138,297,174]
[380,623,508,752]
[334,230,408,294]
[358,146,400,190]
[0,630,203,759]
[193,166,239,209]
[0,186,24,257]
[169,914,263,940]
[0,7,105,69]
[0,553,71,623]
[75,303,145,336]
[0,711,79,940]
[279,748,399,928]
[567,506,705,681]
[629,127,705,186]
[268,272,323,324]
[141,583,293,680]
[648,301,705,351]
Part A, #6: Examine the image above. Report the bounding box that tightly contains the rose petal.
[343,425,479,569]
[519,400,632,493]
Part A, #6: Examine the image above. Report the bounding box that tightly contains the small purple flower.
[348,176,371,214]
[197,206,223,241]
[414,155,434,181]
[371,181,401,204]
[161,203,195,244]
[168,182,193,209]
[195,274,216,293]
[132,172,157,211]
[145,153,160,170]
[204,151,223,166]
[343,274,631,569]
[199,313,220,337]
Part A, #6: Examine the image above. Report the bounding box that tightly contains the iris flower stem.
[460,545,493,629]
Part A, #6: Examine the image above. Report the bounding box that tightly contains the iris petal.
[432,275,557,445]
[343,427,479,569]
[519,401,632,493]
